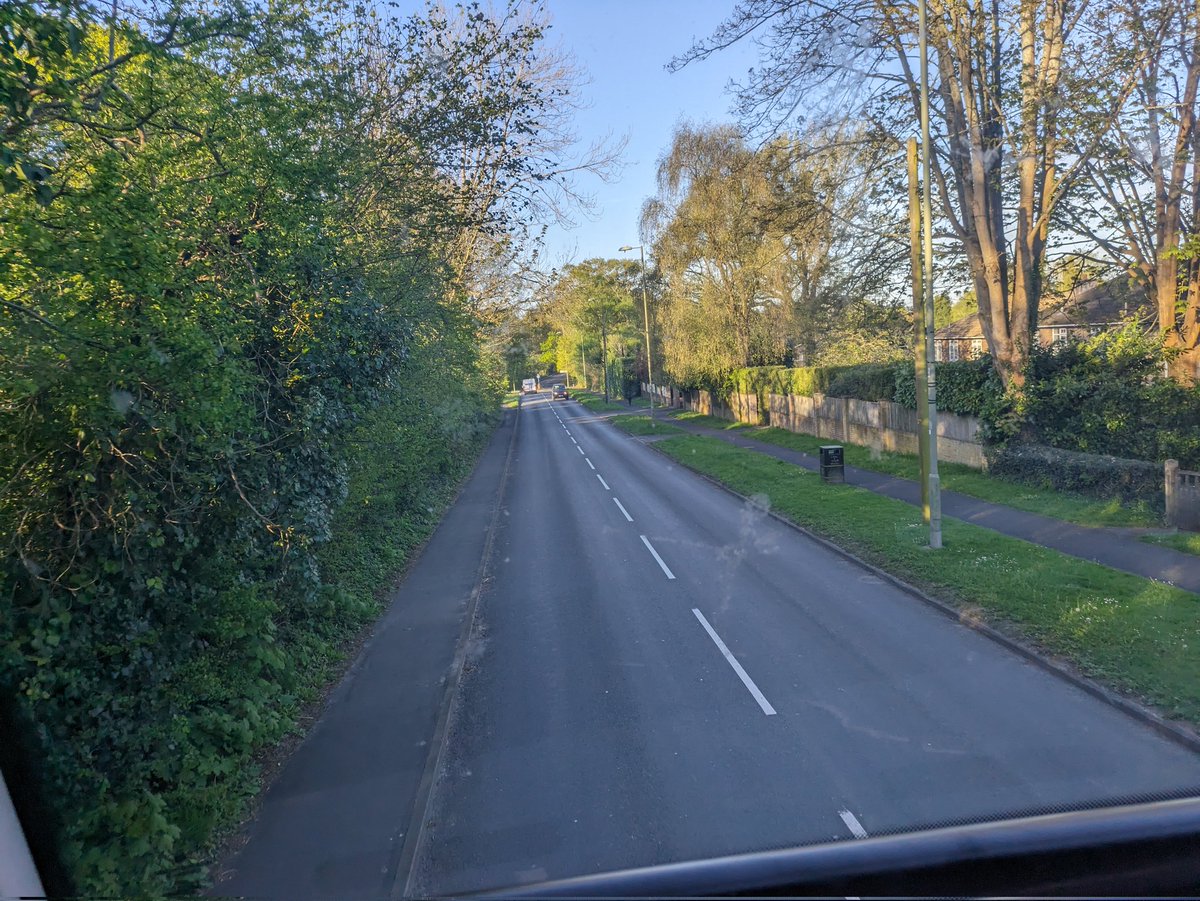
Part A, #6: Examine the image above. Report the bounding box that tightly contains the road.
[405,393,1200,896]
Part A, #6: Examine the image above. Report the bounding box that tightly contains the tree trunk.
[1158,0,1200,383]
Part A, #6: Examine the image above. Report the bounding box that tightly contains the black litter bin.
[819,445,845,483]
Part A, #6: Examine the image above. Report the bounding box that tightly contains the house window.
[970,339,984,358]
[947,340,960,361]
[1052,326,1073,344]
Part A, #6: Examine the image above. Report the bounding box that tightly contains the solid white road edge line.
[839,810,868,839]
[613,497,633,522]
[691,608,776,715]
[596,474,610,490]
[641,535,677,580]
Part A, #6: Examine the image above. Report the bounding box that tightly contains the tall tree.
[339,1,624,315]
[1071,0,1200,381]
[536,259,641,390]
[641,124,798,385]
[640,123,901,385]
[674,0,1133,387]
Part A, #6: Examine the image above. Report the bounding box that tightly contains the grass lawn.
[502,392,520,409]
[648,433,1200,725]
[611,414,684,437]
[665,411,1161,529]
[1142,532,1200,557]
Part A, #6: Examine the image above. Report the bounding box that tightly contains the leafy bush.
[0,5,506,896]
[727,362,904,408]
[984,326,1200,467]
[987,444,1164,508]
[893,356,1000,417]
[825,363,900,402]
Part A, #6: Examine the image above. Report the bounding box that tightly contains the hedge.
[0,12,506,896]
[893,356,1000,417]
[986,443,1164,508]
[727,362,902,408]
[723,359,997,417]
[826,364,900,402]
[1011,332,1200,469]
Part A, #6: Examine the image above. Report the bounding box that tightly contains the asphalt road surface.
[405,394,1200,896]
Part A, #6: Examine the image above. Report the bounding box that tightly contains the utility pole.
[601,308,610,403]
[919,0,942,548]
[580,344,587,390]
[908,139,930,519]
[620,244,655,416]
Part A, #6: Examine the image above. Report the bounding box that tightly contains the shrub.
[985,326,1200,468]
[825,363,900,402]
[728,362,903,408]
[0,11,503,895]
[893,356,999,417]
[986,443,1164,508]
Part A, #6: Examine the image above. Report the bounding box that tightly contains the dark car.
[552,384,569,399]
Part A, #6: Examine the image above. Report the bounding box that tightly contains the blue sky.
[535,1,761,268]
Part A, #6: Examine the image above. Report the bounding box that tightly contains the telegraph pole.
[908,138,930,520]
[919,0,942,548]
[620,244,656,415]
[601,308,610,403]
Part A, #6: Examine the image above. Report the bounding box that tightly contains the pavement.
[660,414,1200,595]
[211,409,518,900]
[213,395,1200,899]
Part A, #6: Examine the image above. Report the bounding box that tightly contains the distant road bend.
[407,393,1200,895]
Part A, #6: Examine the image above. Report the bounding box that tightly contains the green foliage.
[987,444,1164,508]
[721,362,902,410]
[893,356,1001,417]
[533,258,644,393]
[933,291,976,330]
[0,1,522,895]
[825,364,899,401]
[984,326,1200,467]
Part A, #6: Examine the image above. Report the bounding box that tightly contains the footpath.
[649,414,1200,596]
[211,409,517,899]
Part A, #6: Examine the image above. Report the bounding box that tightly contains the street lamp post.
[619,244,654,415]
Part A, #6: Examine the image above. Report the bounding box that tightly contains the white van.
[521,378,537,395]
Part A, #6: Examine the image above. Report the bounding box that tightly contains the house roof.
[933,279,1155,340]
[1040,279,1153,327]
[936,313,983,339]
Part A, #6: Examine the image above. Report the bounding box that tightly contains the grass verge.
[574,391,647,413]
[1142,532,1200,557]
[652,433,1200,726]
[672,411,751,430]
[611,414,684,437]
[666,412,1160,529]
